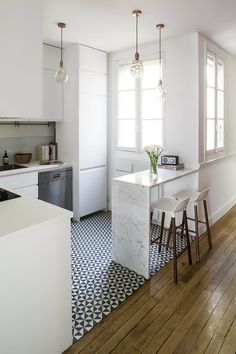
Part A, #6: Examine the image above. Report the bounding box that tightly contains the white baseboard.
[209,195,236,226]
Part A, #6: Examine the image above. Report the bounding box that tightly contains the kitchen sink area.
[0,164,27,172]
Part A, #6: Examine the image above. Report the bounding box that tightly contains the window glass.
[217,61,224,90]
[142,89,162,119]
[217,91,224,119]
[118,91,135,119]
[217,120,224,148]
[142,60,159,89]
[118,120,135,148]
[118,65,135,90]
[206,119,215,151]
[207,87,215,118]
[207,54,215,87]
[142,120,162,148]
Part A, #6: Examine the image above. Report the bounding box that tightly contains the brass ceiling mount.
[132,10,142,16]
[57,22,66,29]
[156,24,165,30]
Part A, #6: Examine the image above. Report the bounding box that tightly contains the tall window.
[117,59,163,151]
[206,50,225,153]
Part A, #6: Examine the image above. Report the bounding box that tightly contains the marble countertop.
[113,168,198,188]
[0,195,73,238]
[0,161,73,177]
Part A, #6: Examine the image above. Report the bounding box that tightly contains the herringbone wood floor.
[64,206,236,354]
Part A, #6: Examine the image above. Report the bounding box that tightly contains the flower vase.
[150,159,158,175]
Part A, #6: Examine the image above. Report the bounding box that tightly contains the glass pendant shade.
[157,79,167,101]
[130,10,143,78]
[130,55,144,78]
[55,62,68,84]
[55,22,68,84]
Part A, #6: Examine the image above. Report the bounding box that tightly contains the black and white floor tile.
[71,211,195,342]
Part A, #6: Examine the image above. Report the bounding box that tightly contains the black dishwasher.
[38,167,72,211]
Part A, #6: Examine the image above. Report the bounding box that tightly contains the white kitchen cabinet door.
[43,68,63,121]
[79,94,107,169]
[79,71,107,96]
[15,185,38,199]
[79,167,107,217]
[0,172,38,189]
[0,0,42,119]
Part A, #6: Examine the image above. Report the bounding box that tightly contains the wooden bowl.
[15,153,32,164]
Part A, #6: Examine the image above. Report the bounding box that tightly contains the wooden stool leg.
[203,199,212,250]
[180,212,185,238]
[166,218,173,249]
[194,204,200,262]
[158,212,165,252]
[183,209,192,265]
[172,217,177,283]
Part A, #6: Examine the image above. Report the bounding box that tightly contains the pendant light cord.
[136,13,138,55]
[60,27,63,64]
[159,26,162,82]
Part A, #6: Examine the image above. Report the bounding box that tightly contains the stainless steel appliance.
[0,188,21,202]
[38,167,72,211]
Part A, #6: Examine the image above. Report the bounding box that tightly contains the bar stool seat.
[151,196,192,283]
[172,188,212,262]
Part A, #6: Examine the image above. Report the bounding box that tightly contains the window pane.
[206,119,215,151]
[118,65,135,90]
[118,91,135,119]
[142,89,162,119]
[142,60,159,89]
[217,119,224,148]
[217,90,224,119]
[207,54,215,87]
[142,120,162,148]
[118,120,135,148]
[207,87,215,118]
[217,61,224,90]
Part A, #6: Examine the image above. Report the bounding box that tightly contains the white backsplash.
[0,124,54,164]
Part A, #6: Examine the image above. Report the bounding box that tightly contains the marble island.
[0,193,73,354]
[112,168,198,279]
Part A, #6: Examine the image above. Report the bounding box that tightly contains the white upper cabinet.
[43,45,63,121]
[0,0,43,120]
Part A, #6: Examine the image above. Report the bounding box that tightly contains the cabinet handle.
[53,173,61,178]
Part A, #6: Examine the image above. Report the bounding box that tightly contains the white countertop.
[113,168,198,188]
[0,161,73,177]
[0,195,73,238]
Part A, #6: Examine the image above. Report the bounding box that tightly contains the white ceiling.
[43,0,236,55]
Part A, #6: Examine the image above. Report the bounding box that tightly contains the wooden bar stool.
[172,188,212,262]
[151,196,192,283]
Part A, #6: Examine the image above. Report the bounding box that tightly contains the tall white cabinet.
[56,44,107,221]
[0,0,42,119]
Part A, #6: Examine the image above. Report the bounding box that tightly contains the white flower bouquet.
[143,145,163,174]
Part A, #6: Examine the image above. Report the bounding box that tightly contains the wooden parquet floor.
[64,206,236,354]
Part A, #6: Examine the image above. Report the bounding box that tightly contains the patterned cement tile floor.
[71,211,195,342]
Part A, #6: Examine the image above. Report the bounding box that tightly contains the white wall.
[0,125,54,163]
[108,33,199,208]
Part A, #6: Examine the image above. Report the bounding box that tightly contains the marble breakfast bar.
[112,168,198,279]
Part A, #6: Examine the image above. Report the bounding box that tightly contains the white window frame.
[115,55,165,153]
[205,42,227,160]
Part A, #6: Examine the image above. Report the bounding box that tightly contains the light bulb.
[130,58,144,78]
[55,66,69,84]
[157,80,167,101]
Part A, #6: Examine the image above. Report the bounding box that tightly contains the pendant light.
[130,10,144,78]
[55,22,68,84]
[156,24,167,101]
